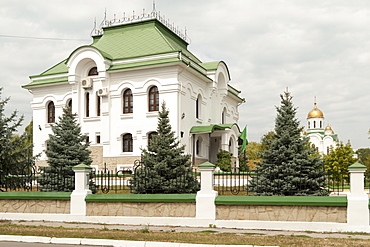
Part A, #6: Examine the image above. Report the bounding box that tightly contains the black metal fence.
[214,167,349,196]
[92,162,135,194]
[0,162,359,196]
[91,161,200,194]
[213,168,250,195]
[0,164,69,192]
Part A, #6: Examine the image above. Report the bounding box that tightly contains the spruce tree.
[130,102,199,194]
[39,107,96,192]
[249,90,329,196]
[0,88,34,190]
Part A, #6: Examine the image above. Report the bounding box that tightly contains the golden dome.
[325,125,334,134]
[307,102,324,118]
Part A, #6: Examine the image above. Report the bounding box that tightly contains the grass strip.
[0,224,369,246]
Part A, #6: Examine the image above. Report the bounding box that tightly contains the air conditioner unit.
[97,88,109,97]
[81,78,93,88]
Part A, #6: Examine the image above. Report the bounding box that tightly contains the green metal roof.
[201,61,220,71]
[31,59,68,78]
[108,56,182,71]
[305,131,338,142]
[22,76,68,88]
[348,162,366,170]
[23,19,242,100]
[201,61,231,81]
[90,19,201,63]
[190,123,240,134]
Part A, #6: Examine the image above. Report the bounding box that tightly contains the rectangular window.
[122,133,133,152]
[96,135,101,144]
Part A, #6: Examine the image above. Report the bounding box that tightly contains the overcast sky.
[1,0,369,149]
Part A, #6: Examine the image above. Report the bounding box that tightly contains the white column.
[347,162,369,226]
[70,164,92,216]
[196,162,218,220]
[220,132,228,151]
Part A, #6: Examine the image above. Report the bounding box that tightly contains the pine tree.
[130,102,199,194]
[39,107,96,192]
[0,88,35,190]
[249,90,329,196]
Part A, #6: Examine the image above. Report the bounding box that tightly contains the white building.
[22,12,244,171]
[305,101,338,155]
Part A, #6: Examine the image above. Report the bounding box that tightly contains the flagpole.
[244,125,247,172]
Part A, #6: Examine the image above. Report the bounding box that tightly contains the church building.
[304,100,338,155]
[22,10,244,171]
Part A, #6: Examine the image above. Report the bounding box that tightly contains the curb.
[0,235,279,247]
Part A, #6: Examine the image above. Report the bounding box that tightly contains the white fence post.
[70,164,92,215]
[347,162,369,227]
[196,162,218,220]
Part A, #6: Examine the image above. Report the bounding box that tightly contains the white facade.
[24,18,244,170]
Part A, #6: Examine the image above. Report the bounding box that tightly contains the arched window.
[148,86,159,111]
[196,138,203,156]
[67,99,72,109]
[96,94,101,116]
[122,133,133,152]
[229,138,235,154]
[47,101,55,123]
[148,131,158,147]
[222,107,227,124]
[320,121,322,128]
[308,121,310,129]
[196,94,202,119]
[88,67,98,76]
[313,121,316,128]
[85,93,90,117]
[65,99,72,115]
[123,89,133,113]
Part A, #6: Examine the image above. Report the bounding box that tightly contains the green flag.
[240,127,248,152]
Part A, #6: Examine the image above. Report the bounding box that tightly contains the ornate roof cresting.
[90,3,189,43]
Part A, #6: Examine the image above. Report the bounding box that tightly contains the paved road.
[0,242,102,247]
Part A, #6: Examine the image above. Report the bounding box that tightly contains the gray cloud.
[1,0,369,148]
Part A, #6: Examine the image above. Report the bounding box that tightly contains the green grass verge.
[0,223,369,246]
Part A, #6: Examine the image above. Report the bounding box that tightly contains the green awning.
[190,123,239,134]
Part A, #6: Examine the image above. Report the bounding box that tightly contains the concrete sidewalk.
[2,220,370,246]
[11,220,370,240]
